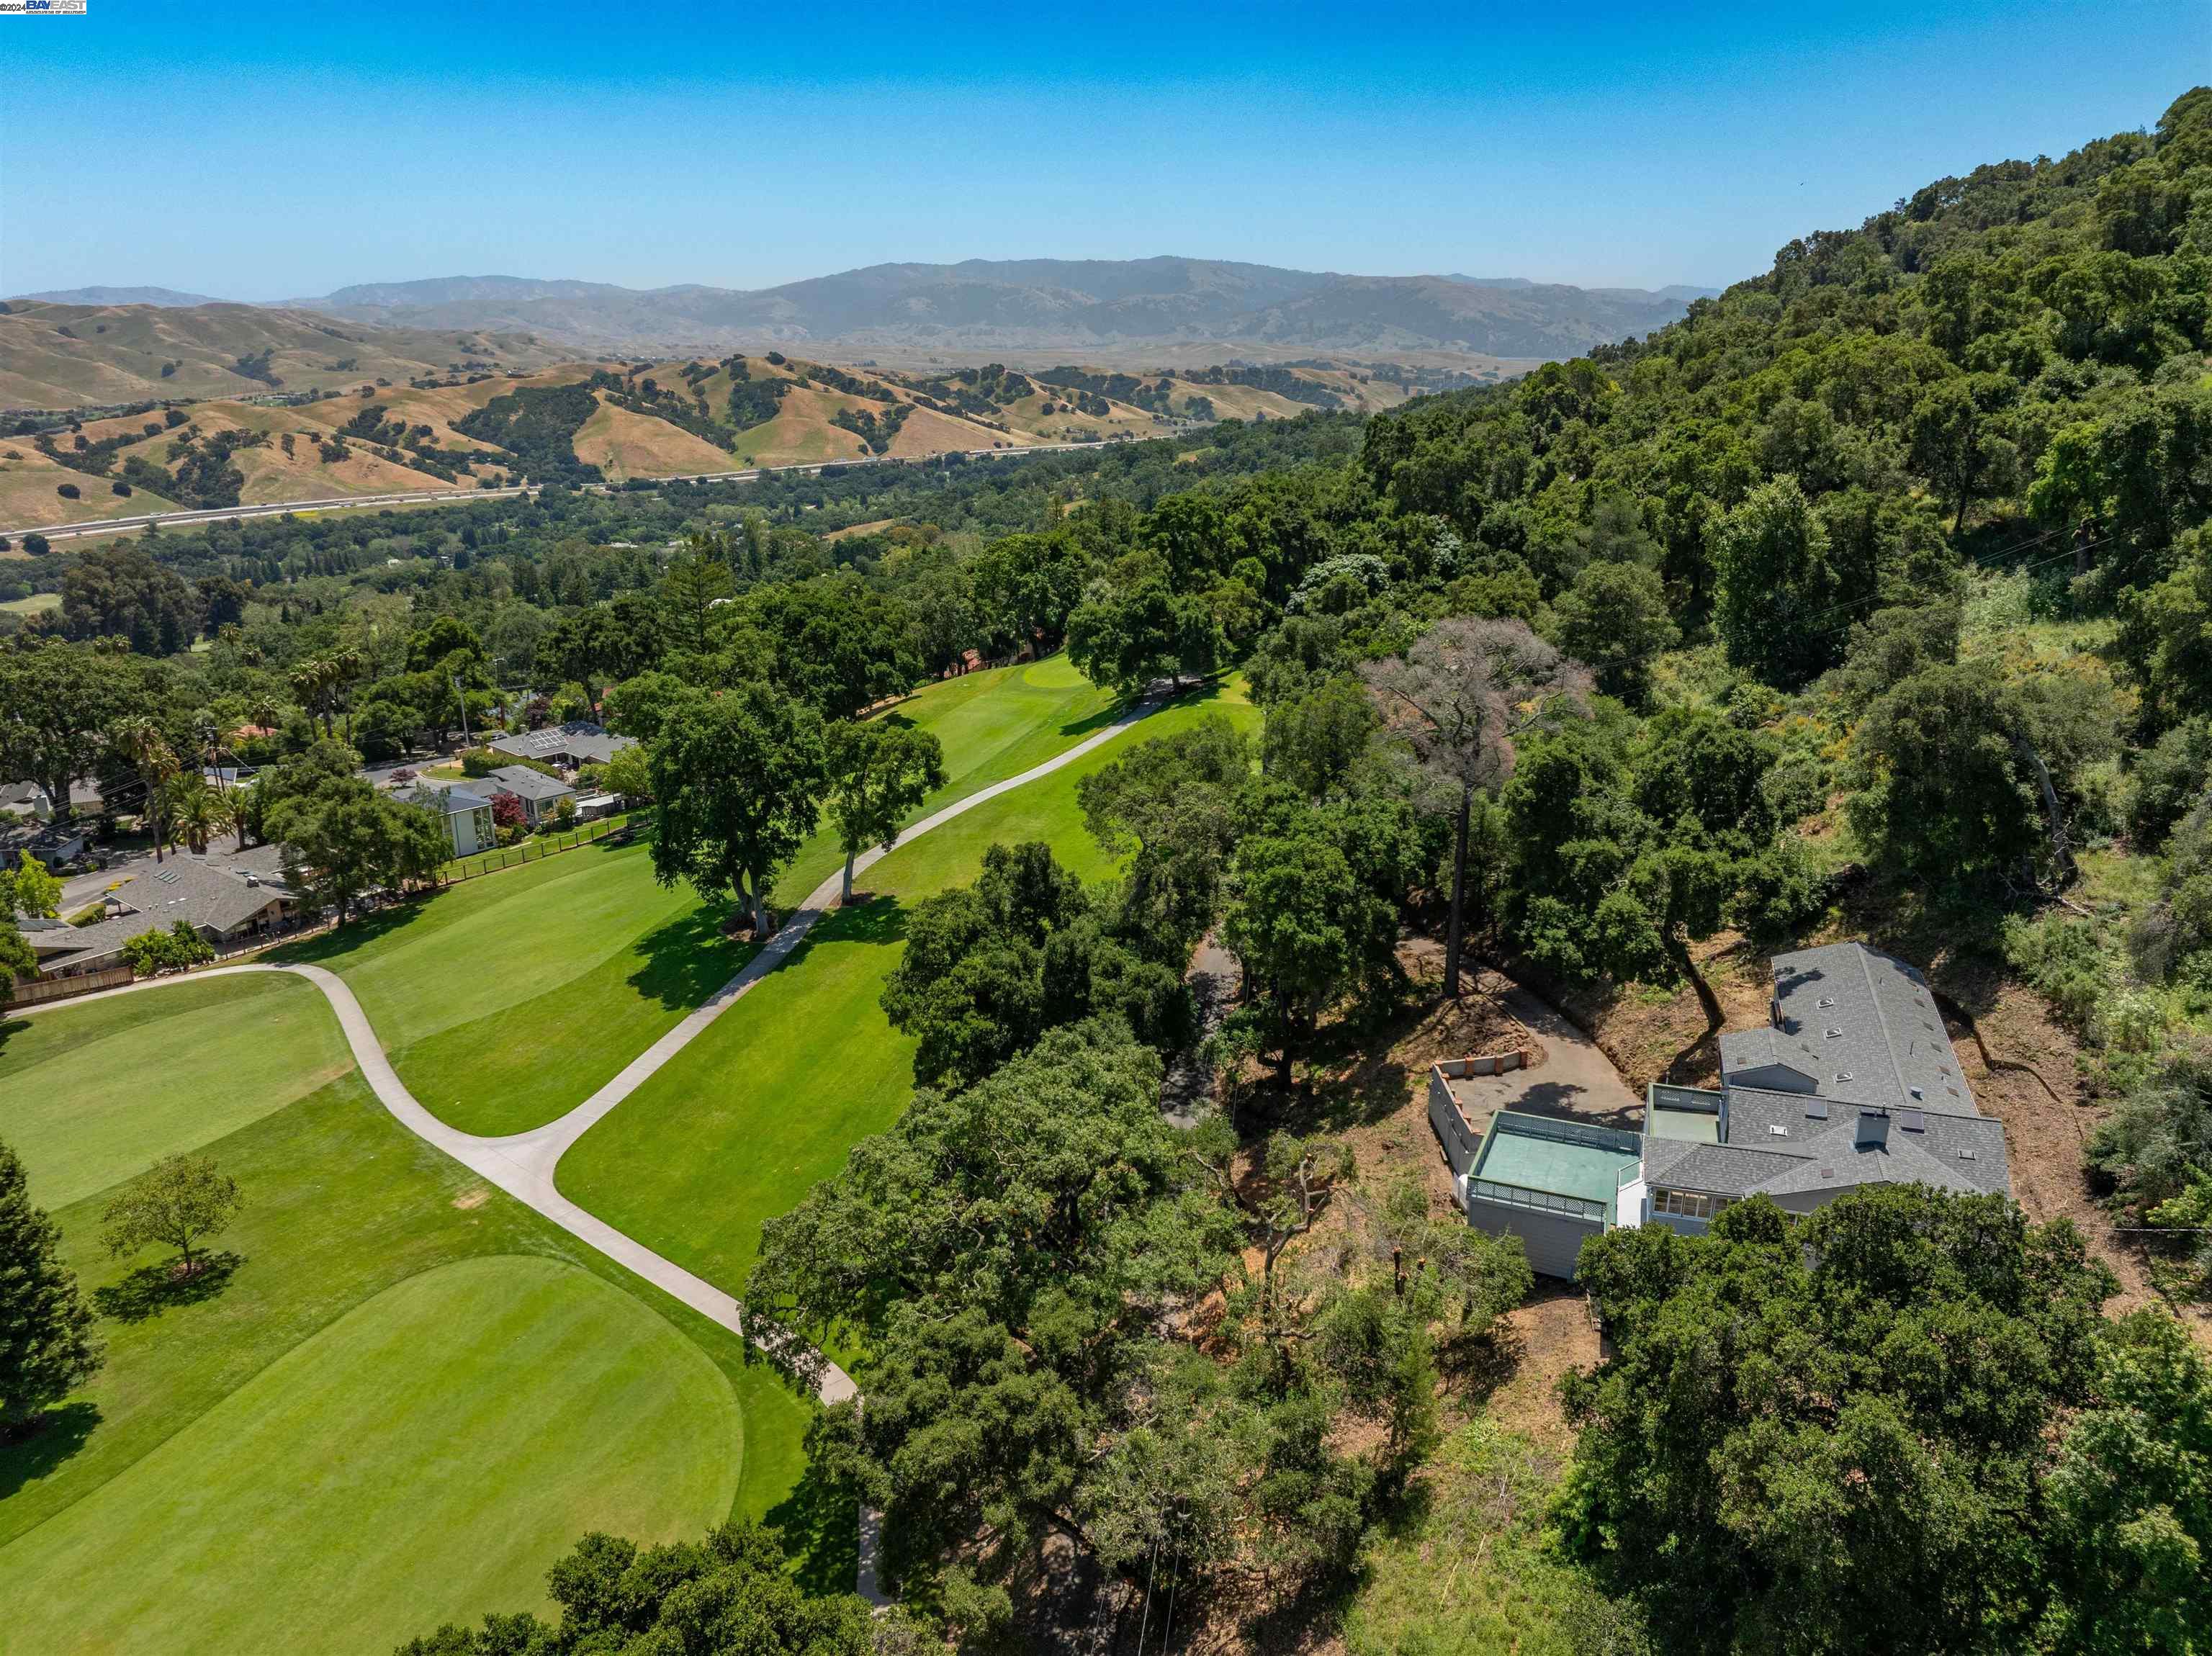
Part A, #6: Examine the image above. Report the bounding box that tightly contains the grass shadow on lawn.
[91,1251,243,1324]
[0,1403,99,1502]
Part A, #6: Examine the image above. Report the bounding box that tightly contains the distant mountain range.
[18,260,1722,359]
[14,285,225,308]
[259,259,1719,358]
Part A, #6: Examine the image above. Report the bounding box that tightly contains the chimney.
[1856,1110,1890,1149]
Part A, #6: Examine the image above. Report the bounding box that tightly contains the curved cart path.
[14,690,1172,1601]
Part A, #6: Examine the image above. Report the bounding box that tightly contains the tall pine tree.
[0,1136,102,1434]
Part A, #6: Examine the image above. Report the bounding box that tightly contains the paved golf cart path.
[18,691,1172,1602]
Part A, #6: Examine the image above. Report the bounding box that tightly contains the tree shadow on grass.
[625,906,755,1013]
[764,1455,861,1596]
[0,1402,99,1500]
[92,1251,241,1323]
[807,895,908,950]
[267,901,426,966]
[0,1014,29,1063]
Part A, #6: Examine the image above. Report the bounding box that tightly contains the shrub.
[21,534,46,555]
[122,919,217,977]
[2002,912,2112,1033]
[55,483,78,500]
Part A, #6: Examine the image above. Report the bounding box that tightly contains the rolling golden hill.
[1,336,1480,532]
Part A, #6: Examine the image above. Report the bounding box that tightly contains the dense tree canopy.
[1558,1187,2147,1656]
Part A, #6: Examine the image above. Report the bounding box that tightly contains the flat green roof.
[1473,1114,1642,1222]
[1647,1107,1722,1143]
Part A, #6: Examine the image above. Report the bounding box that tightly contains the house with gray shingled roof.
[479,764,575,826]
[1429,941,2013,1277]
[487,722,635,772]
[1622,942,2008,1233]
[24,834,304,979]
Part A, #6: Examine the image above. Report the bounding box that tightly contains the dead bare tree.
[1362,617,1591,996]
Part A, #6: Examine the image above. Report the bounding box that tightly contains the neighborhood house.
[22,835,302,980]
[1428,942,2013,1279]
[487,721,636,773]
[480,764,575,826]
[391,782,496,858]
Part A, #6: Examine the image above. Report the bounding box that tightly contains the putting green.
[558,683,1258,1295]
[0,1256,742,1655]
[0,973,351,1207]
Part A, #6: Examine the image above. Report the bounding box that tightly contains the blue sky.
[1,0,2201,299]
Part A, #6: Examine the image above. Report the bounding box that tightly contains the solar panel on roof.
[1805,1101,1829,1120]
[1899,1110,1925,1132]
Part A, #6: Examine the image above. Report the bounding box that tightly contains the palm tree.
[163,773,236,854]
[329,648,364,741]
[113,716,181,863]
[292,658,332,737]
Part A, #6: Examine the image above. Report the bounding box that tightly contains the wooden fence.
[4,964,134,1010]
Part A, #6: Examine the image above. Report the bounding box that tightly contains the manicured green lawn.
[275,840,752,1135]
[0,973,351,1208]
[0,980,831,1652]
[773,653,1119,906]
[558,682,1257,1297]
[0,1256,741,1655]
[271,658,1111,1137]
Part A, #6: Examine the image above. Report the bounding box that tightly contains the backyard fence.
[434,811,643,885]
[4,964,134,1010]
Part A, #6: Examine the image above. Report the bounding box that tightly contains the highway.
[1,441,1100,545]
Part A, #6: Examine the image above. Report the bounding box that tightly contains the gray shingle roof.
[392,783,493,814]
[1725,942,1977,1115]
[489,723,635,767]
[31,849,299,971]
[1717,1086,2009,1197]
[482,765,573,801]
[1640,1136,1810,1195]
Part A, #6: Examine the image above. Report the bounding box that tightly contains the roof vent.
[1820,1166,1835,1179]
[1834,1071,1853,1082]
[1825,1027,1844,1039]
[1908,1086,1923,1100]
[1768,1124,1789,1138]
[1817,996,1835,1009]
[1957,1148,1977,1161]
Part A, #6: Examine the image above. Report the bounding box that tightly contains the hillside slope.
[1,349,1439,527]
[0,300,567,408]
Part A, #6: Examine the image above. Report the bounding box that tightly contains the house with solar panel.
[487,722,637,773]
[1427,942,2012,1278]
